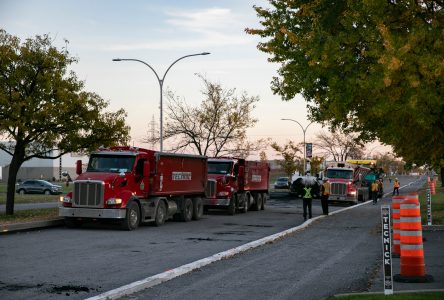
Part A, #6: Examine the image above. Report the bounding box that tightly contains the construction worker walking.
[303,185,313,220]
[320,180,330,215]
[393,178,400,196]
[371,180,379,205]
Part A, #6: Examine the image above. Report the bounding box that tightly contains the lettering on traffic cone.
[394,194,433,283]
[391,195,405,258]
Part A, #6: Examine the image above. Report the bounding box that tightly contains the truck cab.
[325,167,358,204]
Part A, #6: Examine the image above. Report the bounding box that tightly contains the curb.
[334,289,444,298]
[0,218,64,234]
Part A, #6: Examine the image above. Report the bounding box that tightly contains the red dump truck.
[324,161,373,205]
[59,146,207,230]
[203,158,269,215]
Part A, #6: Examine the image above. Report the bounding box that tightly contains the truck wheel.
[241,194,249,213]
[181,198,193,222]
[251,194,260,211]
[358,194,363,202]
[122,201,140,231]
[192,198,203,220]
[154,200,167,226]
[260,193,266,210]
[228,196,236,216]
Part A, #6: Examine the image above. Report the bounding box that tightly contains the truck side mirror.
[76,160,82,175]
[143,161,151,177]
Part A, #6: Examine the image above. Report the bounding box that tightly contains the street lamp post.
[281,118,314,175]
[113,52,210,152]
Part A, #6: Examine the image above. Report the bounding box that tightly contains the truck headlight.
[106,198,123,205]
[60,196,72,203]
[217,191,229,197]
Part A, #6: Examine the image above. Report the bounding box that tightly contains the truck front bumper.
[203,198,230,206]
[59,207,126,219]
[328,195,357,203]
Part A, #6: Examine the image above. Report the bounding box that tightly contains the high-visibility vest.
[394,180,400,188]
[303,187,312,198]
[371,182,379,192]
[323,182,330,195]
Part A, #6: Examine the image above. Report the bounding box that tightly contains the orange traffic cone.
[391,195,405,258]
[394,195,433,282]
[429,181,436,195]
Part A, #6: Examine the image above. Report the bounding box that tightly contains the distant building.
[0,150,88,182]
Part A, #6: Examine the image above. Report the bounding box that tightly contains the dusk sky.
[1,0,378,159]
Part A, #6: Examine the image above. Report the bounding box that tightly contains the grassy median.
[418,180,443,225]
[0,208,59,225]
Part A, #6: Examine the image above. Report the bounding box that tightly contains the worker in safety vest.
[371,181,379,204]
[320,181,330,215]
[377,179,384,199]
[393,178,400,196]
[302,185,313,220]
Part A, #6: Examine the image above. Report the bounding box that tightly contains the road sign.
[427,188,432,226]
[381,205,393,295]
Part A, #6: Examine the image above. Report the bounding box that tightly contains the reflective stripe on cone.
[395,193,433,283]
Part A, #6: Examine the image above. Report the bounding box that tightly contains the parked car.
[16,180,62,195]
[274,177,290,189]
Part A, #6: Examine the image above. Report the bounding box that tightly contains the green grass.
[419,181,444,225]
[0,208,59,225]
[332,292,444,299]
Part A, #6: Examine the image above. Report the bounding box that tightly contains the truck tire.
[154,200,167,226]
[180,198,193,222]
[251,193,261,211]
[122,201,140,231]
[192,198,203,220]
[228,195,236,216]
[240,194,249,213]
[260,193,266,210]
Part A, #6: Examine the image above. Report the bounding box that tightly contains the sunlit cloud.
[104,7,251,51]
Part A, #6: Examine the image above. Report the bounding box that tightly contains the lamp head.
[112,58,122,61]
[201,52,210,55]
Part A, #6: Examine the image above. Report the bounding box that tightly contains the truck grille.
[331,183,346,196]
[73,180,104,207]
[206,179,216,198]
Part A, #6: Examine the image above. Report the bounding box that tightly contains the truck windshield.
[87,155,135,173]
[326,169,353,179]
[208,162,232,175]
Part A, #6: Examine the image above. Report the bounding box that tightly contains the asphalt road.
[0,176,418,299]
